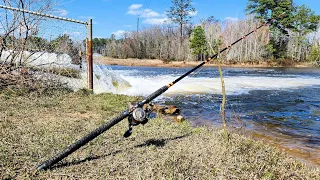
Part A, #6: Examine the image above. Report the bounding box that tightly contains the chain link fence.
[0,4,93,94]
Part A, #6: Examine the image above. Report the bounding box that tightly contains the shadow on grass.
[50,133,191,170]
[135,134,190,148]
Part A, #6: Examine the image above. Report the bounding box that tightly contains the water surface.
[106,65,320,165]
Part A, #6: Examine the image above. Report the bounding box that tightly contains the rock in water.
[164,106,180,115]
[174,115,185,123]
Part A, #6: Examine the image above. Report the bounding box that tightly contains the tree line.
[93,0,320,66]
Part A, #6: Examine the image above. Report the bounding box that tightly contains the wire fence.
[0,4,92,94]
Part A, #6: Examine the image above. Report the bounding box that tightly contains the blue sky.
[55,0,320,39]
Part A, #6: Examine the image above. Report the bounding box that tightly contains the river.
[104,65,320,165]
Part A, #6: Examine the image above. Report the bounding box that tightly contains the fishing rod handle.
[37,86,168,171]
[37,111,129,170]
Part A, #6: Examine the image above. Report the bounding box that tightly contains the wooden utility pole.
[87,19,93,90]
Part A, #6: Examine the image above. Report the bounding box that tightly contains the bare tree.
[0,0,83,93]
[103,15,318,65]
[0,0,55,69]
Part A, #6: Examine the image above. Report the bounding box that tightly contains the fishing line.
[37,16,289,171]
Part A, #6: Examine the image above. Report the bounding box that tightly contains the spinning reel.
[123,103,153,138]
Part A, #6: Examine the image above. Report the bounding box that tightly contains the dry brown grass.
[0,91,319,179]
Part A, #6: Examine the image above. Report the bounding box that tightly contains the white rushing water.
[3,51,319,98]
[60,64,132,94]
[8,54,315,96]
[65,66,320,96]
[113,72,320,96]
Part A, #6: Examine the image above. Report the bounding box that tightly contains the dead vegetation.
[0,91,319,179]
[0,64,72,97]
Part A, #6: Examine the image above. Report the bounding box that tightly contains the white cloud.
[127,4,160,18]
[143,18,171,25]
[188,11,198,16]
[112,30,126,38]
[225,17,239,21]
[54,9,68,17]
[127,4,171,25]
[127,7,141,15]
[127,10,139,15]
[129,4,143,10]
[140,9,160,18]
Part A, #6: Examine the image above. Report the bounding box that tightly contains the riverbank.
[96,57,314,68]
[0,90,318,179]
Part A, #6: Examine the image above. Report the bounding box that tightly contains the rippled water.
[106,65,320,165]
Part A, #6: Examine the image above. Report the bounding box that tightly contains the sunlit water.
[101,65,320,165]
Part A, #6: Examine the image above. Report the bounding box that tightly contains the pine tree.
[189,26,207,61]
[246,0,320,60]
[167,0,196,38]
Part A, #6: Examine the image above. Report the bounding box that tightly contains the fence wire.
[0,5,88,93]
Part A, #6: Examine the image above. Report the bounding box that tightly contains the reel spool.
[130,108,148,125]
[123,104,153,138]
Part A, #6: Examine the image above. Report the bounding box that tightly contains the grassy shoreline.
[1,91,319,179]
[96,57,316,68]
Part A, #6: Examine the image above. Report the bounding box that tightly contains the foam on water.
[40,64,320,97]
[116,74,320,96]
[92,65,131,94]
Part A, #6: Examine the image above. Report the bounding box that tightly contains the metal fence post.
[87,19,93,90]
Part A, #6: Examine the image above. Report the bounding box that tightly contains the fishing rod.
[37,18,288,171]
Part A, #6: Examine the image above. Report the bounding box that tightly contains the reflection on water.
[107,65,320,165]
